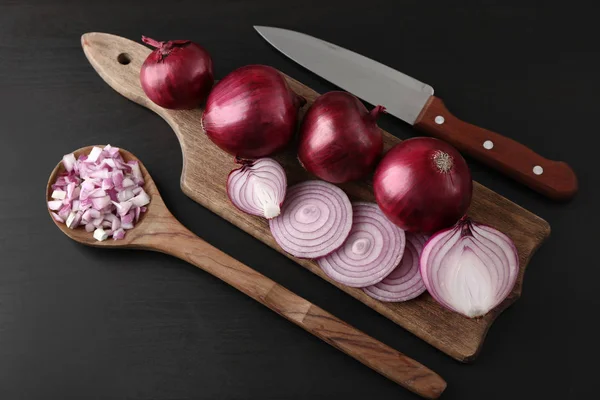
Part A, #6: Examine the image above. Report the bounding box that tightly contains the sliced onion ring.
[318,202,405,287]
[269,180,352,259]
[420,217,519,318]
[227,158,286,219]
[363,233,427,302]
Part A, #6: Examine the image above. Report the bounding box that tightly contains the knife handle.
[414,96,578,200]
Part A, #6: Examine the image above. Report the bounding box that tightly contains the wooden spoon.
[46,145,446,399]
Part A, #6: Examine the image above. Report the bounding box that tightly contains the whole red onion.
[297,92,384,183]
[374,137,472,233]
[202,65,306,158]
[140,36,214,110]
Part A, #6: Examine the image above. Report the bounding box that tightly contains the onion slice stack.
[318,202,406,287]
[269,180,352,259]
[420,217,519,318]
[363,233,427,302]
[227,158,286,219]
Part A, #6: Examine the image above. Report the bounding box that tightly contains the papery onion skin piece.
[374,137,472,233]
[363,233,427,302]
[420,217,519,318]
[227,158,287,219]
[269,180,352,259]
[318,202,405,288]
[202,65,306,158]
[140,36,214,110]
[298,92,384,183]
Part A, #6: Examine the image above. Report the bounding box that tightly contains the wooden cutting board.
[83,32,551,362]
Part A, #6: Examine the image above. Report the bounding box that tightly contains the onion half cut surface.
[318,202,406,287]
[420,217,519,318]
[227,158,286,219]
[269,180,352,259]
[363,233,427,301]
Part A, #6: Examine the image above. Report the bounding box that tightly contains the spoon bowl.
[45,145,445,399]
[46,145,168,248]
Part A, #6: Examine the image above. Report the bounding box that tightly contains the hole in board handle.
[117,53,132,65]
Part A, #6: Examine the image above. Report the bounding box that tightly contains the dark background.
[1,0,597,399]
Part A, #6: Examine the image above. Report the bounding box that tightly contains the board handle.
[133,219,446,399]
[82,32,167,115]
[414,96,578,200]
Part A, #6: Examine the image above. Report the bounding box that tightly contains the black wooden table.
[0,1,596,399]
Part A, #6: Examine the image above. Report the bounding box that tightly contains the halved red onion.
[420,217,519,318]
[47,145,149,241]
[269,180,352,259]
[318,202,405,287]
[363,233,427,302]
[227,158,286,219]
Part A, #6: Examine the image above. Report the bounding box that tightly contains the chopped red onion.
[48,200,63,211]
[269,180,352,259]
[363,233,427,302]
[62,153,76,172]
[227,158,287,219]
[420,217,519,318]
[48,145,149,240]
[51,190,66,200]
[318,202,405,287]
[51,212,64,223]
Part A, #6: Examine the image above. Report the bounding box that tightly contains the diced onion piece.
[363,233,427,302]
[131,190,150,207]
[92,196,111,210]
[117,188,134,202]
[51,190,66,200]
[269,180,352,259]
[51,212,64,223]
[318,202,405,287]
[87,146,103,163]
[113,228,126,240]
[48,200,63,211]
[62,153,76,172]
[227,158,287,219]
[122,178,135,188]
[128,161,144,185]
[93,228,109,241]
[420,217,519,318]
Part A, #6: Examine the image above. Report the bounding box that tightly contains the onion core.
[420,217,519,318]
[227,158,287,219]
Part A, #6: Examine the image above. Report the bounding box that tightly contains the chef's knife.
[255,26,578,200]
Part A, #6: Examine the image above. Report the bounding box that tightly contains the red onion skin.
[140,36,214,110]
[298,92,384,183]
[202,65,306,159]
[374,137,472,233]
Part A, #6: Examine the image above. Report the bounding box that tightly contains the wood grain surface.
[46,146,446,399]
[82,32,551,362]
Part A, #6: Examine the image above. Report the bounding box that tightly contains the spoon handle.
[135,219,445,399]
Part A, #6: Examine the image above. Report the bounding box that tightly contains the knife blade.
[255,26,577,200]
